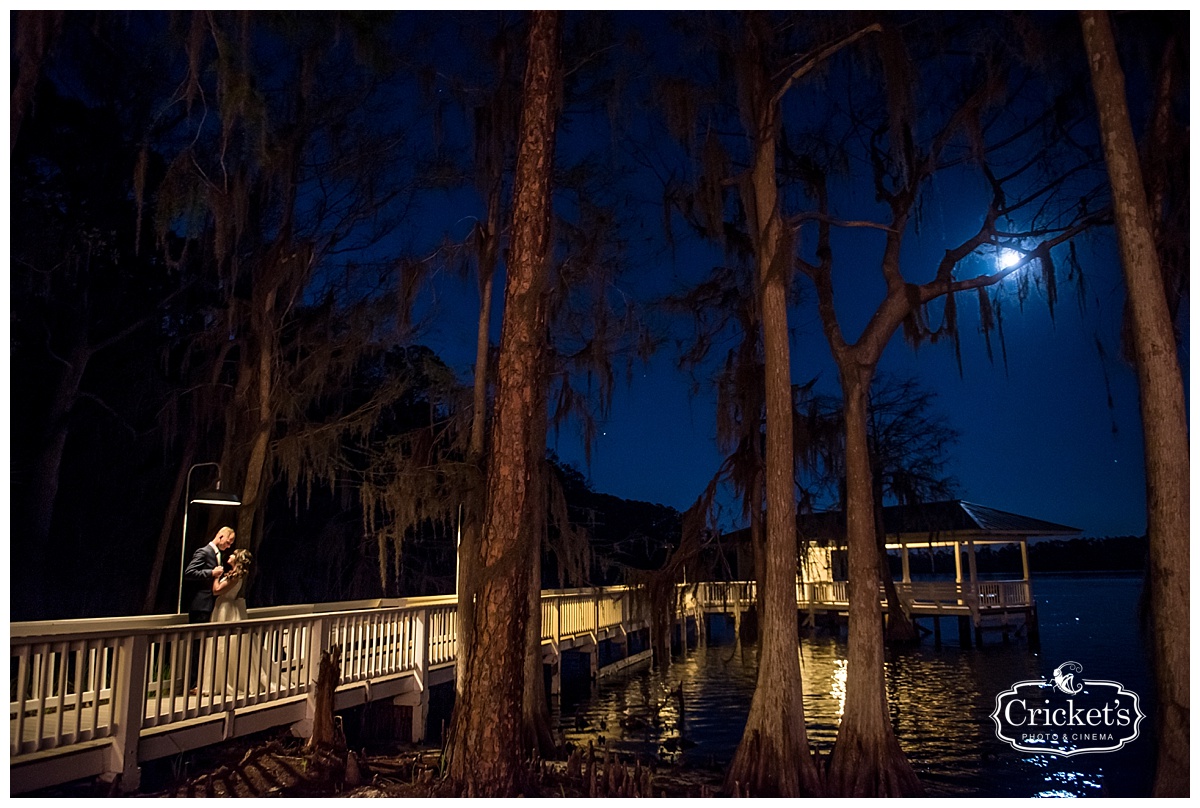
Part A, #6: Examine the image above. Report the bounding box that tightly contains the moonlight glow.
[999,249,1022,269]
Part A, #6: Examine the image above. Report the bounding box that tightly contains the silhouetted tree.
[141,13,420,576]
[721,14,886,797]
[446,10,561,796]
[11,79,176,617]
[794,15,1104,795]
[1080,10,1189,797]
[805,376,959,644]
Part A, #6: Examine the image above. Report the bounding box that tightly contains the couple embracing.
[184,526,251,625]
[183,526,261,696]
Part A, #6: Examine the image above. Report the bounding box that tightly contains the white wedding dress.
[203,578,269,697]
[212,577,249,624]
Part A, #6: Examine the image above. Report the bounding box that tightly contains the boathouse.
[714,500,1080,643]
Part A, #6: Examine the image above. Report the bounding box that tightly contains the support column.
[108,634,148,792]
[550,597,562,695]
[953,541,962,583]
[393,607,429,743]
[900,541,910,583]
[549,655,562,696]
[292,617,331,740]
[1020,538,1030,582]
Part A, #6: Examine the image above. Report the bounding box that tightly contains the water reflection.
[554,575,1152,797]
[828,658,847,719]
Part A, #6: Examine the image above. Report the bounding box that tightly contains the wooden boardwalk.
[11,578,1033,794]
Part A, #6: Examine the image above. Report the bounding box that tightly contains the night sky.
[401,11,1167,539]
[421,206,1156,538]
[7,9,1183,602]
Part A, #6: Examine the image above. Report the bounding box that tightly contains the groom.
[184,526,236,624]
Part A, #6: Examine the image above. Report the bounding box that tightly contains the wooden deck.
[697,579,1034,617]
[10,587,652,794]
[11,579,1035,794]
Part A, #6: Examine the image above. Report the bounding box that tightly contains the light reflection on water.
[554,574,1153,797]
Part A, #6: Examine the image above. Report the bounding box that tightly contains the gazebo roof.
[794,500,1081,543]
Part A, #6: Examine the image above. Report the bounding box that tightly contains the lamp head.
[191,490,242,506]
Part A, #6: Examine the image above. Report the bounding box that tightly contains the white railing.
[896,581,963,609]
[12,578,1027,791]
[11,637,119,755]
[10,586,654,783]
[800,581,849,605]
[697,581,756,607]
[694,579,1031,612]
[556,591,597,638]
[971,580,1031,608]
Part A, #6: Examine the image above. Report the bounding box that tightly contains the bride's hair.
[225,549,253,577]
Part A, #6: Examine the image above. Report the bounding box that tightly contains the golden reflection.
[830,658,848,719]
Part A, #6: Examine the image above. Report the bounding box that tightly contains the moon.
[999,249,1022,269]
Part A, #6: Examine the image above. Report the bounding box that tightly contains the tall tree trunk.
[29,339,89,545]
[874,473,915,644]
[446,11,560,796]
[11,11,64,154]
[521,466,556,756]
[234,290,277,556]
[470,200,500,459]
[749,467,766,639]
[142,432,197,613]
[1081,12,1190,797]
[827,370,922,797]
[20,336,89,619]
[726,17,820,795]
[456,193,500,699]
[144,339,234,613]
[522,330,555,757]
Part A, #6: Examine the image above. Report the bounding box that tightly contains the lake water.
[555,574,1155,797]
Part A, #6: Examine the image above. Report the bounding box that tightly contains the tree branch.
[789,211,896,233]
[773,24,883,106]
[918,216,1099,302]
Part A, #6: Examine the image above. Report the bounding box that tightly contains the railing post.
[292,616,330,740]
[590,591,600,679]
[550,596,563,696]
[412,607,430,742]
[106,634,148,792]
[394,607,430,743]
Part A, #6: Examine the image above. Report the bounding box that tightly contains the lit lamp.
[177,462,242,614]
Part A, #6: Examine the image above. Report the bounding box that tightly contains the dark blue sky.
[418,220,1154,538]
[406,12,1168,540]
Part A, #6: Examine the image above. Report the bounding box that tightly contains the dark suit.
[184,544,223,624]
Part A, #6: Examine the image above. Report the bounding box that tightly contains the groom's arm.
[183,547,216,583]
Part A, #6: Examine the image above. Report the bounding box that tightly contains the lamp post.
[177,462,242,614]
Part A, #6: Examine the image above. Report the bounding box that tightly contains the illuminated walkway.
[10,579,1030,794]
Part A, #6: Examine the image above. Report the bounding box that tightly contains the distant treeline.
[895,535,1148,576]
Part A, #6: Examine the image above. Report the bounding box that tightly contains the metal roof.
[792,500,1081,540]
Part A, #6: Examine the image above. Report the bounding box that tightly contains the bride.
[212,548,251,623]
[203,549,269,697]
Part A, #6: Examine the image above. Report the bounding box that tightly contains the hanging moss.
[1067,240,1088,316]
[697,127,730,241]
[977,286,995,364]
[658,76,698,153]
[900,283,927,349]
[993,291,1009,375]
[1040,247,1057,321]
